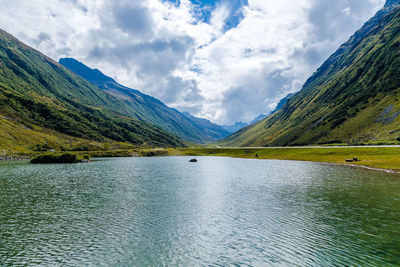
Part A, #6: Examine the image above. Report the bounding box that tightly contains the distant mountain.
[219,1,400,147]
[222,114,268,133]
[181,112,230,140]
[222,122,249,134]
[386,0,400,8]
[221,100,289,135]
[0,29,184,150]
[59,58,229,143]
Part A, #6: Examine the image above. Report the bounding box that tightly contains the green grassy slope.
[0,115,136,154]
[59,58,230,143]
[0,29,185,149]
[219,3,400,147]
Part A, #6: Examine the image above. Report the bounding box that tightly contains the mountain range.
[221,97,296,134]
[219,0,400,147]
[59,58,230,144]
[1,0,400,151]
[221,114,268,134]
[0,29,184,151]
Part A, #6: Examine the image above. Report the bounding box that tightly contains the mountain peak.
[385,0,400,8]
[219,3,400,147]
[60,58,230,143]
[59,58,115,84]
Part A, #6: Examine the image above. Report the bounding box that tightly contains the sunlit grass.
[168,147,400,173]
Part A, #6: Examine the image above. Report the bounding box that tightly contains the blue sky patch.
[164,0,248,31]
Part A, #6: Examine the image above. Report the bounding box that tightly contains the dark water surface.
[1,157,400,266]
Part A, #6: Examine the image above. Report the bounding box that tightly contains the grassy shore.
[6,146,400,173]
[167,147,400,173]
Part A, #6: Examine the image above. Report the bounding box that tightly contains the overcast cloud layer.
[0,0,385,124]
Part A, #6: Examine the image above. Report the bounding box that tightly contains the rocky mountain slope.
[219,1,400,147]
[0,29,184,151]
[59,58,230,143]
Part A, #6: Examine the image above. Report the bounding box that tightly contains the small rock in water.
[189,159,198,163]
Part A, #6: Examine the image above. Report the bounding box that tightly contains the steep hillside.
[219,2,400,147]
[181,112,230,140]
[270,94,293,115]
[0,29,184,149]
[59,58,230,143]
[249,114,268,124]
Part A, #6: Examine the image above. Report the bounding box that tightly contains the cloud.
[112,1,154,37]
[342,7,351,16]
[0,0,386,124]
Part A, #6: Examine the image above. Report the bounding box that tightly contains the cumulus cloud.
[0,0,386,124]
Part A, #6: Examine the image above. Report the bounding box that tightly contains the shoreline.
[2,146,400,174]
[168,147,400,174]
[315,161,400,174]
[0,156,27,161]
[179,154,400,175]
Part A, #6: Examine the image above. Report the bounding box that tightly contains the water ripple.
[1,157,400,266]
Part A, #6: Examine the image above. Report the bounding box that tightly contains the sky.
[0,0,386,124]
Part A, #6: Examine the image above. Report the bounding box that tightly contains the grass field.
[5,145,400,173]
[167,147,400,173]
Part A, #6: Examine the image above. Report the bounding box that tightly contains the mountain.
[219,1,400,147]
[0,29,184,151]
[270,94,294,115]
[222,122,249,134]
[181,112,230,140]
[59,58,230,143]
[222,98,290,135]
[222,114,268,133]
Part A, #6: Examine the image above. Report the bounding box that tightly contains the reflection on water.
[0,157,400,266]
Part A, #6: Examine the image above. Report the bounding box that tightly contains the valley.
[2,1,400,266]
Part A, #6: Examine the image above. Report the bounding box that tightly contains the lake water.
[1,157,400,266]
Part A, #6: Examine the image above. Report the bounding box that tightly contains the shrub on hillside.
[33,143,53,151]
[30,153,79,164]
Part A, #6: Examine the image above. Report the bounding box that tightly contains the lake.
[1,157,400,266]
